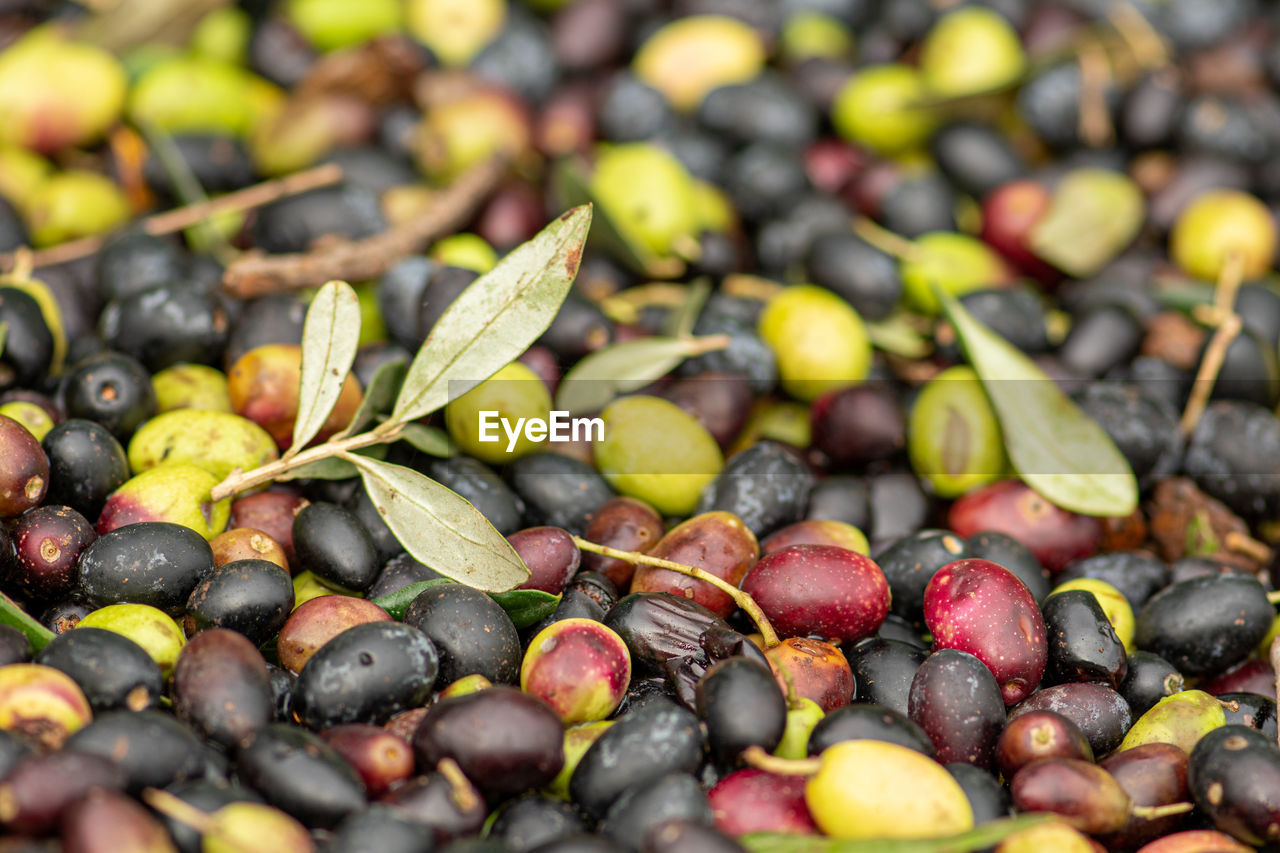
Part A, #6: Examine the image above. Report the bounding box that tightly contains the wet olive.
[604,592,732,678]
[696,657,786,764]
[875,529,968,625]
[1043,588,1128,688]
[60,351,157,443]
[291,502,380,594]
[1189,725,1280,846]
[172,627,273,748]
[1135,575,1274,678]
[77,521,214,616]
[403,583,521,684]
[236,723,366,828]
[184,558,294,644]
[580,497,664,590]
[508,452,615,534]
[35,626,161,713]
[67,709,208,791]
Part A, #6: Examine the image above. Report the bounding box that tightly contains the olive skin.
[633,512,758,619]
[807,704,935,758]
[742,544,890,644]
[491,795,587,853]
[1056,551,1170,610]
[66,710,208,792]
[378,768,487,845]
[509,452,616,534]
[184,558,294,645]
[1098,743,1191,849]
[422,454,526,536]
[1043,589,1129,689]
[696,657,786,764]
[77,521,214,616]
[1135,575,1275,678]
[172,628,273,748]
[236,723,366,829]
[413,686,564,799]
[60,351,157,442]
[35,626,162,713]
[403,583,521,684]
[604,592,732,678]
[291,502,380,593]
[570,700,705,819]
[908,649,1005,770]
[0,414,49,518]
[292,621,439,729]
[1189,725,1280,846]
[846,638,926,717]
[1009,683,1133,756]
[98,284,228,372]
[580,497,665,590]
[996,710,1094,780]
[946,763,1011,825]
[42,419,128,522]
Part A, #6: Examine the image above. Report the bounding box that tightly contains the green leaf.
[370,579,559,626]
[347,454,531,592]
[390,205,593,425]
[338,357,407,439]
[663,278,712,338]
[742,816,1054,853]
[551,158,683,279]
[490,589,561,628]
[397,422,456,457]
[936,287,1138,517]
[1028,168,1144,278]
[554,335,723,415]
[289,280,362,457]
[370,578,454,620]
[0,591,54,653]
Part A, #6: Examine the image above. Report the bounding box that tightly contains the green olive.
[589,143,700,258]
[907,365,1006,498]
[25,171,130,248]
[632,15,766,111]
[1171,189,1278,281]
[445,362,553,464]
[285,0,401,52]
[758,285,872,402]
[78,603,186,677]
[152,363,233,413]
[594,395,723,516]
[919,7,1025,99]
[832,64,937,156]
[127,409,279,483]
[900,232,1009,315]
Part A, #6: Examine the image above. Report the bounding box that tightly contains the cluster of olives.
[3,0,1280,852]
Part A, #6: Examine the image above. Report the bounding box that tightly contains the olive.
[35,626,162,713]
[60,351,157,443]
[277,594,391,674]
[580,497,664,590]
[1043,589,1129,689]
[228,490,308,563]
[1099,743,1192,849]
[236,723,366,829]
[875,529,968,625]
[631,512,757,619]
[0,288,53,390]
[696,657,786,764]
[172,628,273,748]
[422,454,526,536]
[601,773,713,851]
[508,452,615,534]
[368,552,444,599]
[694,441,815,538]
[184,558,294,644]
[757,286,871,401]
[325,805,439,853]
[996,710,1094,779]
[320,724,415,799]
[77,521,214,616]
[846,638,926,717]
[402,578,521,686]
[1010,682,1133,756]
[1135,575,1274,678]
[930,122,1026,199]
[378,766,486,845]
[946,763,1011,825]
[1056,550,1170,610]
[292,621,438,728]
[707,768,817,837]
[908,649,1005,770]
[0,750,127,835]
[743,544,889,643]
[60,789,176,853]
[67,710,208,791]
[806,704,935,757]
[603,592,732,678]
[291,502,380,594]
[10,504,95,601]
[98,284,228,372]
[491,795,588,853]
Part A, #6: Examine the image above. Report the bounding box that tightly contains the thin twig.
[221,154,510,298]
[1180,251,1246,436]
[0,163,345,273]
[209,426,397,502]
[571,536,780,648]
[852,216,922,262]
[741,745,821,775]
[437,758,480,813]
[1078,40,1115,148]
[142,788,216,834]
[1131,803,1195,820]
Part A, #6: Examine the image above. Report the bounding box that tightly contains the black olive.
[77,521,214,615]
[403,583,521,684]
[184,558,294,645]
[35,626,162,713]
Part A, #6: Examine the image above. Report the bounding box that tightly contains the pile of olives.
[2,0,1280,851]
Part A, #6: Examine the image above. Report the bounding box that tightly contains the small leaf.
[397,423,456,457]
[370,578,454,620]
[1028,168,1144,278]
[0,591,54,653]
[391,205,593,425]
[742,815,1054,853]
[937,287,1138,517]
[290,280,362,456]
[663,278,712,338]
[490,589,561,628]
[338,357,407,439]
[554,335,726,415]
[348,454,531,592]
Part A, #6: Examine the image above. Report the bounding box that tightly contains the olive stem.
[1226,531,1274,565]
[776,660,803,710]
[0,163,345,274]
[1077,41,1115,148]
[740,745,821,776]
[1266,591,1280,606]
[1180,251,1246,436]
[437,758,480,813]
[209,428,391,502]
[142,788,216,834]
[851,217,923,263]
[570,537,781,649]
[1130,802,1195,820]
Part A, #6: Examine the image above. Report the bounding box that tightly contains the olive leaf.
[936,287,1139,517]
[346,454,531,592]
[288,280,362,458]
[554,335,729,415]
[370,578,453,619]
[335,357,407,440]
[371,578,559,626]
[390,204,593,425]
[741,815,1053,853]
[1028,168,1144,278]
[0,590,54,652]
[663,278,713,338]
[397,422,455,457]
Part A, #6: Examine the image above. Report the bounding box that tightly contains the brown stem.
[1131,802,1195,820]
[209,428,390,502]
[437,758,480,813]
[571,536,780,648]
[741,745,822,776]
[0,163,345,274]
[852,216,921,262]
[721,275,784,301]
[221,154,509,298]
[1270,636,1280,750]
[1181,251,1247,436]
[141,788,216,834]
[1077,41,1115,148]
[1226,531,1274,565]
[1106,1,1170,70]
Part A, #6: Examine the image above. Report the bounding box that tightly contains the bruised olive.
[292,621,438,729]
[413,685,564,799]
[236,723,366,828]
[403,583,521,684]
[908,649,1005,770]
[35,626,161,713]
[570,700,704,819]
[77,521,214,616]
[172,628,273,748]
[184,558,294,645]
